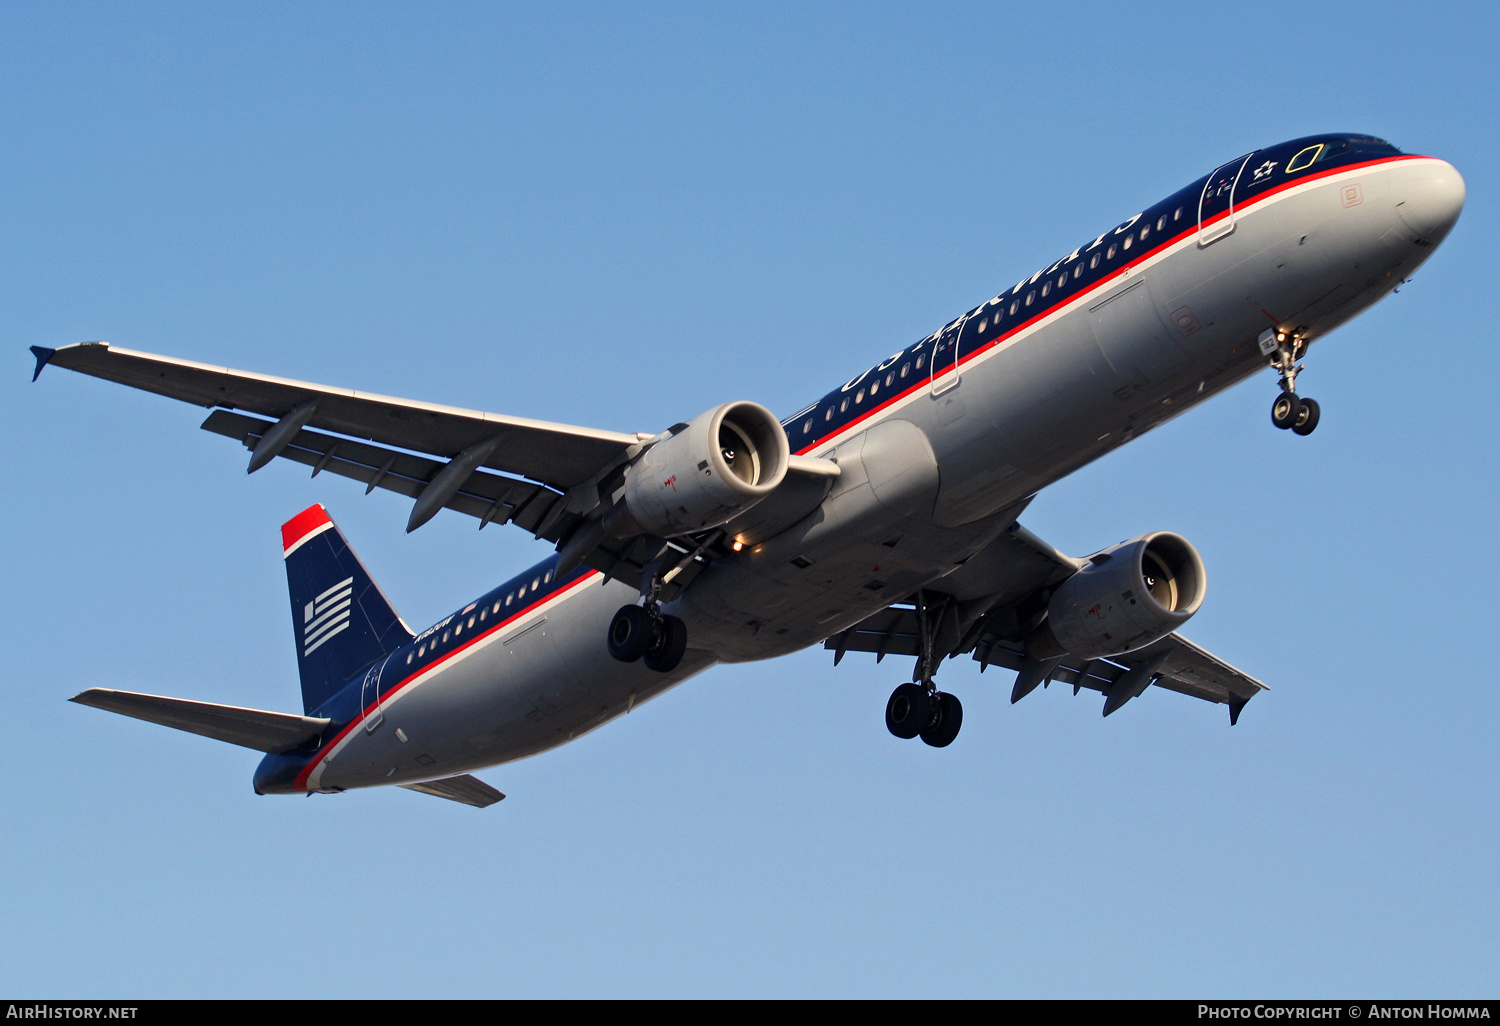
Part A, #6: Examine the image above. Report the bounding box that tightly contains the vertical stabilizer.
[282,504,412,714]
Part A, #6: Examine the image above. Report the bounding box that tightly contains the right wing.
[36,341,644,489]
[33,341,835,599]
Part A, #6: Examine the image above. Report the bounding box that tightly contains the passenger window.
[479,608,486,622]
[1090,253,1100,269]
[1156,215,1167,231]
[856,388,865,403]
[1073,264,1082,279]
[467,616,475,628]
[869,379,879,396]
[885,372,894,387]
[532,577,540,591]
[916,354,926,369]
[419,643,426,656]
[1140,226,1149,241]
[442,631,449,643]
[900,363,909,378]
[1025,290,1035,306]
[493,601,501,614]
[803,418,812,433]
[977,317,987,333]
[1107,243,1117,259]
[545,570,553,583]
[825,407,833,421]
[1122,236,1133,251]
[1056,272,1066,288]
[1174,206,1183,220]
[406,653,413,664]
[1009,300,1019,315]
[455,623,463,637]
[840,397,849,413]
[1286,145,1323,173]
[1041,281,1051,297]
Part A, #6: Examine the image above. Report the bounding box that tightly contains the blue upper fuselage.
[781,134,1408,456]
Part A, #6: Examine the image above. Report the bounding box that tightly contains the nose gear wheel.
[1262,328,1320,436]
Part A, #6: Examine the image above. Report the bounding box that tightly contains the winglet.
[1228,699,1247,726]
[29,346,55,382]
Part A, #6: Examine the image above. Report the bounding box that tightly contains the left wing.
[824,522,1267,723]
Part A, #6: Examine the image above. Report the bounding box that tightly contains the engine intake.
[1027,532,1206,661]
[604,401,790,539]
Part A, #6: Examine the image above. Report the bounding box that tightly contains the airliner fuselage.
[35,133,1464,803]
[244,134,1464,797]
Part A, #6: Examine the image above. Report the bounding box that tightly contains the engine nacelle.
[1028,532,1206,661]
[604,401,790,539]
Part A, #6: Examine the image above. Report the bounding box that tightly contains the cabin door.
[361,656,387,733]
[929,316,965,396]
[1198,153,1254,246]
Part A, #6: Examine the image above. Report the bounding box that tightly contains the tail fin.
[282,504,412,714]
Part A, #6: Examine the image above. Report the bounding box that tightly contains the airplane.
[31,133,1464,808]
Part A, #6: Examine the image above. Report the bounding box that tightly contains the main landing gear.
[606,565,687,673]
[883,590,964,747]
[885,683,963,747]
[607,604,687,672]
[1262,328,1320,436]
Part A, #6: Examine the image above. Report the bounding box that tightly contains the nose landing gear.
[1261,328,1320,436]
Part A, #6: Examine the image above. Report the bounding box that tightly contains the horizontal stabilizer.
[399,774,506,808]
[71,688,330,754]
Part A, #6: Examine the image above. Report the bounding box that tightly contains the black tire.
[643,614,687,673]
[607,605,650,663]
[920,692,963,748]
[885,683,933,740]
[1292,396,1321,436]
[1271,392,1303,430]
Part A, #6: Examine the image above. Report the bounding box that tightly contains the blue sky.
[3,1,1496,998]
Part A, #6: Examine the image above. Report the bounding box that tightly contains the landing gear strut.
[1261,328,1320,436]
[883,590,964,747]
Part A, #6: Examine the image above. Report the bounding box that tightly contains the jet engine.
[1027,532,1206,661]
[603,401,791,539]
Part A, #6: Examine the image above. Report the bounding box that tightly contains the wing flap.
[71,688,330,754]
[1118,632,1268,704]
[45,341,640,488]
[399,774,506,808]
[201,410,569,538]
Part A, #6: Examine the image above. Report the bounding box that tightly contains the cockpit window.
[1286,135,1401,176]
[1286,144,1323,173]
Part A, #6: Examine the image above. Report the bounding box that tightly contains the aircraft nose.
[1390,159,1465,244]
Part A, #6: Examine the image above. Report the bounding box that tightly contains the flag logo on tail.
[303,576,354,656]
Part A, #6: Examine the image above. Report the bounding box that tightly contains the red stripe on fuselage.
[792,153,1428,456]
[292,568,602,791]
